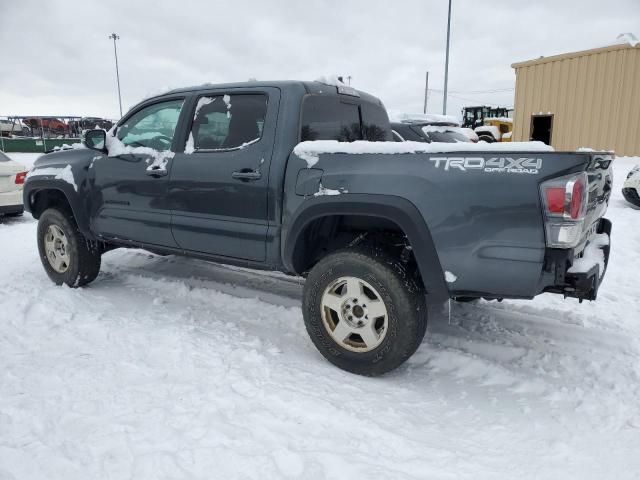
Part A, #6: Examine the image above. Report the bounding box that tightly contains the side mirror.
[84,129,107,152]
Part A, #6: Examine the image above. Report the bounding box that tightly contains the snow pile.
[613,32,639,48]
[389,111,461,126]
[293,139,553,167]
[568,233,609,277]
[314,75,346,87]
[475,125,502,140]
[26,164,77,191]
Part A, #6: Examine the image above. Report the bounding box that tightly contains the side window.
[187,94,267,151]
[300,96,362,142]
[116,99,184,151]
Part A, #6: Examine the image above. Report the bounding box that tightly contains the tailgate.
[575,153,613,254]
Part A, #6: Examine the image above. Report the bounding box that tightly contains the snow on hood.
[293,140,553,168]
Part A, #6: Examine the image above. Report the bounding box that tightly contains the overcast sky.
[1,0,638,120]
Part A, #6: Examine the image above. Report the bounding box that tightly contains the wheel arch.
[25,183,94,239]
[283,194,449,303]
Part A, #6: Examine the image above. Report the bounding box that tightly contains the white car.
[623,165,640,208]
[0,151,27,217]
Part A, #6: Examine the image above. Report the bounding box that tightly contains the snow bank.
[293,139,553,167]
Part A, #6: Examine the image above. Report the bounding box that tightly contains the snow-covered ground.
[1,153,639,480]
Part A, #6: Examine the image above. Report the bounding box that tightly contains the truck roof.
[155,80,384,106]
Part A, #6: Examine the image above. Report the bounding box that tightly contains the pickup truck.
[23,80,613,375]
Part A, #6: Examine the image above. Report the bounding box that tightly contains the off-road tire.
[37,208,101,287]
[303,247,427,376]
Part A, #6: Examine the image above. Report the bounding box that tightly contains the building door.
[530,114,553,145]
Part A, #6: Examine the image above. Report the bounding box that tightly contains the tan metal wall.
[512,44,640,156]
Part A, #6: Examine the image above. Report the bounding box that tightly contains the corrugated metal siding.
[513,46,640,156]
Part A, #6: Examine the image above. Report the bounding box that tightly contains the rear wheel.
[37,208,101,287]
[303,248,427,376]
[478,134,496,143]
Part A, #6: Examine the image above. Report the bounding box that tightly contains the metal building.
[511,42,640,156]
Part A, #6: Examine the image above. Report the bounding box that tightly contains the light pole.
[109,33,123,117]
[442,0,452,114]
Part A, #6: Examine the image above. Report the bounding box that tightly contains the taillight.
[540,172,588,248]
[15,172,27,185]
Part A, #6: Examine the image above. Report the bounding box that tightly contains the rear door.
[168,88,280,261]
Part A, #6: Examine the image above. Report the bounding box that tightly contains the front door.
[169,89,279,261]
[89,98,185,247]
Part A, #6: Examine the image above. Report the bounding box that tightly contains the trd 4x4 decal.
[429,157,542,174]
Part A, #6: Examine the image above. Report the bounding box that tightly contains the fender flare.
[24,179,94,240]
[283,194,450,303]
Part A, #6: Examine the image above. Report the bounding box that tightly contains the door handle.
[232,169,262,181]
[146,168,168,177]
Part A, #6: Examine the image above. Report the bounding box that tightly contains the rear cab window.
[300,95,391,142]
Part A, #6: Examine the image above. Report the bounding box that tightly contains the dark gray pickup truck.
[23,80,613,375]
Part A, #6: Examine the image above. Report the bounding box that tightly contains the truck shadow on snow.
[96,250,633,392]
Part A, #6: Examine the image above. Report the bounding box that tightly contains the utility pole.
[423,71,429,114]
[347,75,352,85]
[443,0,452,114]
[109,33,123,117]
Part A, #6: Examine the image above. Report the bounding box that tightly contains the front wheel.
[37,208,101,287]
[302,248,427,376]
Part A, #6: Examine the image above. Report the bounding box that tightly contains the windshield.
[0,151,11,162]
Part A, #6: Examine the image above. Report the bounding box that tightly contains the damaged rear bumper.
[541,218,611,301]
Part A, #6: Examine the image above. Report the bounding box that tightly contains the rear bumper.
[0,189,23,209]
[0,204,24,215]
[541,218,611,301]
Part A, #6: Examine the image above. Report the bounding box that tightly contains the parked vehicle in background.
[23,117,70,137]
[69,117,114,136]
[391,122,471,143]
[0,151,27,217]
[622,165,640,207]
[1,119,24,137]
[23,80,613,376]
[462,106,512,129]
[475,117,513,143]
